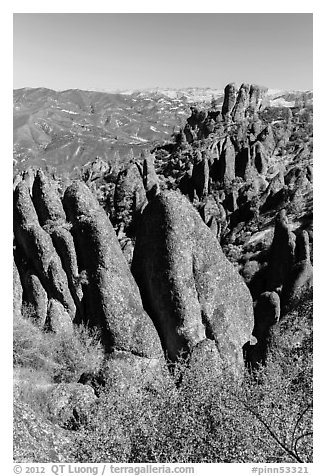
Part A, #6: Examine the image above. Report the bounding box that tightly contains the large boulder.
[132,190,254,377]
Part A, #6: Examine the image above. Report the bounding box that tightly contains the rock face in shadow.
[267,210,296,292]
[132,190,254,377]
[63,181,164,361]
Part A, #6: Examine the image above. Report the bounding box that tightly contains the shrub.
[13,312,105,384]
[74,310,312,463]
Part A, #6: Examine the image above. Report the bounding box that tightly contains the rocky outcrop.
[232,83,250,122]
[13,180,76,320]
[222,83,237,119]
[32,170,84,321]
[63,181,164,363]
[265,212,313,310]
[132,190,254,377]
[249,84,268,114]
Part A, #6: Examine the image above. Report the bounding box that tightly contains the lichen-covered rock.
[13,181,76,319]
[63,181,164,362]
[132,190,254,377]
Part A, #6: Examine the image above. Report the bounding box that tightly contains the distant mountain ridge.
[13,86,312,175]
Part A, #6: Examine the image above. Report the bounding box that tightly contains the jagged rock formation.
[32,170,84,321]
[132,190,254,377]
[14,180,76,320]
[14,171,169,390]
[13,80,313,392]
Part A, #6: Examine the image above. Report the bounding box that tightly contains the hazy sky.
[13,13,313,91]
